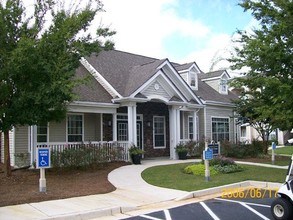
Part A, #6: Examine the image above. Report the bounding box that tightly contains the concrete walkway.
[0,159,286,220]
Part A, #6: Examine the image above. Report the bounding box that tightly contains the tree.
[230,0,293,151]
[231,76,278,154]
[0,0,115,176]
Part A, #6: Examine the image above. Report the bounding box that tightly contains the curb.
[45,206,137,220]
[175,180,282,201]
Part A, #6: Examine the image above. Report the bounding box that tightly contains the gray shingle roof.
[195,80,238,103]
[198,70,227,80]
[85,50,159,97]
[74,50,237,105]
[73,65,113,103]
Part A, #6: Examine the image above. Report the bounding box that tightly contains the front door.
[117,114,143,150]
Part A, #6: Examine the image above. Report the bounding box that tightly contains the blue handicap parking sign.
[272,142,277,150]
[204,148,213,160]
[37,147,50,168]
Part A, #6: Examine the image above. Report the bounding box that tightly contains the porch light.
[147,121,151,127]
[108,121,112,126]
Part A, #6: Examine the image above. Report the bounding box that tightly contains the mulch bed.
[0,161,130,207]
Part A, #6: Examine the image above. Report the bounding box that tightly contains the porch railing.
[37,141,129,167]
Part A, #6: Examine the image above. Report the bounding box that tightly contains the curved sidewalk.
[0,158,285,220]
[0,159,194,220]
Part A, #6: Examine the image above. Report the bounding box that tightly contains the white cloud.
[94,0,210,58]
[179,33,231,72]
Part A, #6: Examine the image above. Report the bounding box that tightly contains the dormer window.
[220,79,228,94]
[189,71,198,90]
[190,73,196,87]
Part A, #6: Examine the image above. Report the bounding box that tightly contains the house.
[1,50,239,167]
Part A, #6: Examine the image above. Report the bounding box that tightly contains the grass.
[141,163,287,192]
[268,145,293,156]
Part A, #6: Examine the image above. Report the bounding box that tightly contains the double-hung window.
[153,116,165,148]
[220,79,228,94]
[212,117,229,142]
[67,114,83,142]
[37,124,48,143]
[188,116,194,140]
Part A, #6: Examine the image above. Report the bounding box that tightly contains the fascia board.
[70,101,120,108]
[159,61,203,105]
[205,100,235,107]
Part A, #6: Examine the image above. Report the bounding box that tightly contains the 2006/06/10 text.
[221,188,278,199]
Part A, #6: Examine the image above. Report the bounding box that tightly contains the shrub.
[213,164,244,174]
[184,164,218,176]
[209,155,235,166]
[221,140,264,158]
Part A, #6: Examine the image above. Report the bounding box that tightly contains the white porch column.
[100,113,103,141]
[193,111,198,142]
[169,106,181,159]
[30,125,37,166]
[127,103,137,146]
[112,113,117,141]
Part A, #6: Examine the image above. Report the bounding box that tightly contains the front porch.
[30,101,201,165]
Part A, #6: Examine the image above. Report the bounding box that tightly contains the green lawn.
[268,146,293,156]
[141,163,286,192]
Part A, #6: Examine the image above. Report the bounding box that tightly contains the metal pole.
[272,142,275,165]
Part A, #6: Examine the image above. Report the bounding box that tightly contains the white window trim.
[189,72,198,90]
[188,116,193,140]
[153,116,166,149]
[66,113,84,142]
[219,79,228,94]
[36,123,50,144]
[211,116,230,142]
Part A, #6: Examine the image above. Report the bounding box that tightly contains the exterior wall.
[1,130,15,166]
[205,79,220,92]
[137,102,170,158]
[141,80,171,100]
[205,105,236,143]
[49,120,66,142]
[49,113,102,143]
[14,127,29,167]
[84,113,100,141]
[181,111,194,140]
[180,72,188,82]
[198,108,206,141]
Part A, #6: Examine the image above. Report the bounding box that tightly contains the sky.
[95,0,256,75]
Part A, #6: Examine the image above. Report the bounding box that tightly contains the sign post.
[36,147,51,192]
[272,142,276,165]
[203,142,213,182]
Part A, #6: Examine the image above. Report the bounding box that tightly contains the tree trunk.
[4,130,12,177]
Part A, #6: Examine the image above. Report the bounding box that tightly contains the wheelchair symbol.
[40,157,47,166]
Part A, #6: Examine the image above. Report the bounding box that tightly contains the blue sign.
[208,143,220,155]
[204,148,213,160]
[37,147,50,168]
[272,142,277,150]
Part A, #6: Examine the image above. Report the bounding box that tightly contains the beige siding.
[49,120,66,142]
[47,113,102,143]
[205,106,235,142]
[1,130,15,165]
[180,73,188,83]
[14,127,29,154]
[198,109,205,140]
[84,113,100,141]
[142,80,171,100]
[14,127,30,167]
[205,80,219,92]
